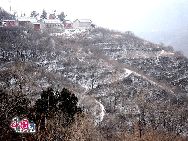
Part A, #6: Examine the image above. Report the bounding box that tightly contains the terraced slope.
[0,27,188,135]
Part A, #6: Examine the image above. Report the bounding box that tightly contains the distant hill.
[138,28,188,57]
[135,1,188,56]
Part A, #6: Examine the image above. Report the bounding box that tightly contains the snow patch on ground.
[124,68,132,77]
[159,50,175,56]
[77,95,105,125]
[94,100,105,124]
[50,29,89,37]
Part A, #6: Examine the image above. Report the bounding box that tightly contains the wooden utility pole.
[8,0,12,12]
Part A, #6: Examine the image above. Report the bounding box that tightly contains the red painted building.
[49,14,56,19]
[34,23,40,31]
[64,20,73,29]
[2,20,18,27]
[33,22,45,31]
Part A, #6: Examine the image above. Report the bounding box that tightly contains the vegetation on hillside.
[0,9,188,140]
[1,87,187,141]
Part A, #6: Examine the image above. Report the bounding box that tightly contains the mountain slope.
[0,27,188,136]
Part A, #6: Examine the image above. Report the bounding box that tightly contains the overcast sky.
[1,0,187,32]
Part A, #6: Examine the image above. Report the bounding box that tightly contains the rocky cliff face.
[0,27,188,136]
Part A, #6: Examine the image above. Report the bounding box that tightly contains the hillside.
[0,25,188,140]
[0,7,14,20]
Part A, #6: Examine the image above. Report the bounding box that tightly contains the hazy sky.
[1,0,187,32]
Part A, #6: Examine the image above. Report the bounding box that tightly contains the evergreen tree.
[30,11,38,18]
[58,12,66,22]
[40,9,47,19]
[35,87,82,129]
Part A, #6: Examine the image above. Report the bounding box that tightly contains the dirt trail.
[54,37,176,95]
[88,44,176,95]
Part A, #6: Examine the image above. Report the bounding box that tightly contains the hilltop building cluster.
[0,14,95,33]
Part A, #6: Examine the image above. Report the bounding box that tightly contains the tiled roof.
[74,19,92,23]
[43,19,62,24]
[65,20,72,24]
[17,17,37,23]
